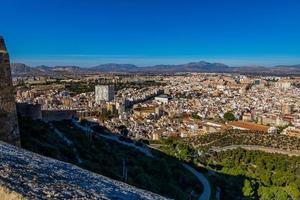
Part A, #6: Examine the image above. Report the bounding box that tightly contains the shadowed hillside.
[19,117,202,200]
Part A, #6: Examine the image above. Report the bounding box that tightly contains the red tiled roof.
[228,121,270,132]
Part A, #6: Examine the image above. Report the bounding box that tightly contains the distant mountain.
[10,61,300,76]
[90,63,139,72]
[90,61,231,73]
[274,64,300,68]
[34,65,82,73]
[34,65,52,72]
[144,61,231,72]
[11,63,85,76]
[11,63,34,75]
[51,66,82,73]
[234,65,300,75]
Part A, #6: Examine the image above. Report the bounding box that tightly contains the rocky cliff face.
[0,141,167,200]
[0,37,20,146]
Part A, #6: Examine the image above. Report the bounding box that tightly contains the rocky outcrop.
[0,37,20,146]
[0,141,168,199]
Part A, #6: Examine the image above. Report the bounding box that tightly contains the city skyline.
[1,0,300,66]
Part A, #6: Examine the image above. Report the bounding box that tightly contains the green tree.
[224,112,235,121]
[276,189,289,200]
[258,187,275,200]
[242,179,255,198]
[285,184,300,200]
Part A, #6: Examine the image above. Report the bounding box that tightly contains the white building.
[154,95,170,104]
[276,81,291,89]
[116,100,126,114]
[95,85,114,104]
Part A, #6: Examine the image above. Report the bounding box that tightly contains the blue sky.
[1,0,300,67]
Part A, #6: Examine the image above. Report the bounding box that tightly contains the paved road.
[211,145,300,156]
[96,133,153,157]
[182,164,211,200]
[71,119,153,157]
[52,126,83,164]
[149,145,212,200]
[72,120,210,199]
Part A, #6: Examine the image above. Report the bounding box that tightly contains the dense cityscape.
[14,74,300,139]
[1,1,300,200]
[8,67,300,200]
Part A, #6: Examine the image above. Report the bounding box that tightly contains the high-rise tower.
[95,85,115,104]
[0,36,20,146]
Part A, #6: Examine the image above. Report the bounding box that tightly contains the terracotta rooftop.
[228,121,270,132]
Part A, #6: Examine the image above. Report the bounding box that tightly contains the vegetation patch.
[157,136,300,200]
[19,117,202,200]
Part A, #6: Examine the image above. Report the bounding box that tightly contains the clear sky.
[1,0,300,67]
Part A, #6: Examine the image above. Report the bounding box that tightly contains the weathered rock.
[0,141,168,200]
[0,36,20,146]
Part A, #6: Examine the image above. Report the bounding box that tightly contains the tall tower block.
[0,37,20,146]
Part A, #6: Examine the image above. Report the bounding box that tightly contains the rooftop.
[228,121,270,132]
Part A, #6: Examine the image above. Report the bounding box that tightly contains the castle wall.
[0,37,20,146]
[16,103,42,120]
[42,110,77,122]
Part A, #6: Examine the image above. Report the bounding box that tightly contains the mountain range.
[10,61,300,76]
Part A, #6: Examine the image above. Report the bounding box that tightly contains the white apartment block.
[95,85,115,104]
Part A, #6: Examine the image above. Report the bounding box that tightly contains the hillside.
[10,63,33,74]
[156,135,300,200]
[184,130,300,152]
[11,63,84,76]
[19,117,202,200]
[204,149,300,200]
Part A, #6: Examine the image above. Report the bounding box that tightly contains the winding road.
[72,120,212,199]
[149,144,212,200]
[51,126,83,164]
[211,145,300,156]
[71,119,153,157]
[182,164,211,200]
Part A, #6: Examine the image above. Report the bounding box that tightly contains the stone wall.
[16,103,42,120]
[42,110,77,122]
[0,37,20,146]
[0,141,167,200]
